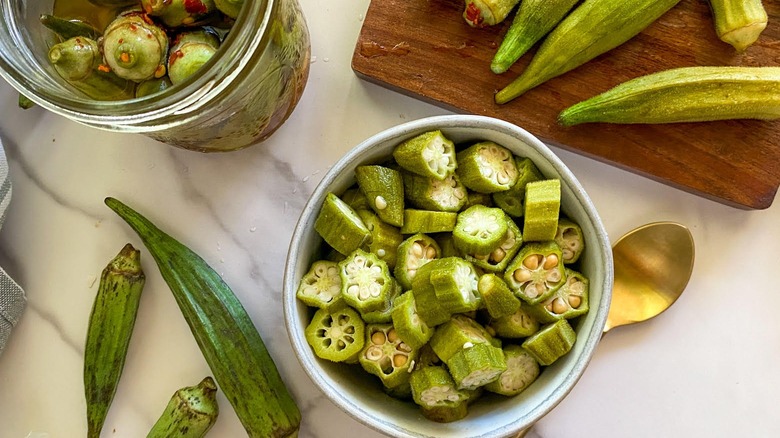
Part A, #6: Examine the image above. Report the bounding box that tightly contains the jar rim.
[0,0,274,127]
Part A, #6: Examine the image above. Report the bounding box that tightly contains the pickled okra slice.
[484,345,540,396]
[555,218,585,264]
[429,314,494,362]
[489,304,540,338]
[357,209,403,270]
[359,324,418,388]
[523,179,561,242]
[446,343,506,390]
[401,209,458,234]
[393,130,457,180]
[464,213,522,273]
[315,193,370,256]
[391,291,433,349]
[409,366,470,418]
[478,273,521,319]
[504,241,565,304]
[522,319,577,366]
[394,233,440,290]
[338,249,394,313]
[492,157,544,218]
[403,172,468,212]
[296,260,344,310]
[456,141,519,193]
[355,165,405,227]
[453,205,508,255]
[305,307,365,363]
[530,268,589,323]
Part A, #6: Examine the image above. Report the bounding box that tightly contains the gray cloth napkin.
[0,137,25,357]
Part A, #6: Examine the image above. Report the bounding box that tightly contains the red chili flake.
[118,38,124,44]
[97,64,111,73]
[129,23,138,31]
[169,49,184,66]
[184,0,208,15]
[465,2,483,27]
[141,14,155,25]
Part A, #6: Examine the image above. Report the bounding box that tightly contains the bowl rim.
[283,114,613,438]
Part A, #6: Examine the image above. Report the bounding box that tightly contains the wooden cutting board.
[352,0,780,210]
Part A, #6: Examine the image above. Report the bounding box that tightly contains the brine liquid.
[52,0,120,31]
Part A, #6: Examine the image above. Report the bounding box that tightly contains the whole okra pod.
[709,0,768,52]
[84,244,146,438]
[147,377,219,438]
[47,37,135,100]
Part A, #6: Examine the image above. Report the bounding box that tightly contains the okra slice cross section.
[359,324,418,388]
[403,172,468,212]
[415,257,481,314]
[409,366,470,419]
[465,213,522,273]
[484,345,540,396]
[305,307,365,363]
[453,205,508,255]
[393,130,457,180]
[456,141,519,193]
[296,260,343,310]
[555,218,585,264]
[530,268,589,323]
[505,241,566,304]
[394,233,441,290]
[338,249,394,313]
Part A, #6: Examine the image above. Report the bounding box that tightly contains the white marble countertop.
[1,1,779,437]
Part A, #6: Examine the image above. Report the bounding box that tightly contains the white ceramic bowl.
[283,115,613,438]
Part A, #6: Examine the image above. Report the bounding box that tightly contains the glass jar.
[0,0,311,152]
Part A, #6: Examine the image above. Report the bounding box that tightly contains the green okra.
[341,187,371,211]
[411,277,452,327]
[463,0,521,28]
[558,66,780,126]
[338,249,395,313]
[504,241,566,304]
[392,130,457,180]
[403,172,468,212]
[522,319,577,366]
[296,260,344,310]
[456,142,519,193]
[100,11,169,82]
[306,306,366,363]
[400,209,458,234]
[495,0,682,104]
[484,345,540,396]
[355,165,405,227]
[478,273,521,319]
[409,366,470,409]
[428,314,495,363]
[464,213,522,273]
[391,291,433,350]
[315,192,370,256]
[453,205,508,255]
[168,30,221,85]
[709,0,767,52]
[359,324,418,388]
[413,257,482,314]
[48,37,135,101]
[462,190,493,209]
[142,0,217,27]
[490,0,579,74]
[357,209,403,270]
[492,157,543,218]
[489,304,540,338]
[523,179,560,242]
[360,281,401,324]
[446,343,506,390]
[555,218,585,264]
[105,197,301,437]
[85,244,146,438]
[394,233,440,290]
[147,377,219,438]
[529,268,589,323]
[39,14,101,40]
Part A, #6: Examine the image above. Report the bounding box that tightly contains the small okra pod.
[558,66,780,126]
[522,179,561,242]
[504,241,566,304]
[100,11,169,82]
[338,249,394,313]
[529,268,589,323]
[359,324,419,388]
[709,0,767,52]
[394,233,441,290]
[357,209,403,270]
[409,366,470,416]
[555,218,585,264]
[456,142,519,193]
[463,0,521,28]
[492,157,543,218]
[418,257,481,314]
[146,377,219,438]
[403,171,468,212]
[429,314,495,362]
[305,306,365,363]
[478,273,521,319]
[464,213,522,273]
[489,304,540,338]
[296,260,344,310]
[48,37,135,100]
[390,291,433,350]
[85,244,146,438]
[39,14,101,40]
[484,345,540,396]
[392,130,457,180]
[167,30,221,85]
[142,0,217,27]
[522,319,577,366]
[315,192,371,256]
[400,209,458,234]
[446,342,506,390]
[355,165,405,227]
[453,205,508,255]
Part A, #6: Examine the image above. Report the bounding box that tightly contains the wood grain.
[351,0,780,209]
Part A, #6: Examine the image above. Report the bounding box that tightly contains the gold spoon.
[516,221,695,437]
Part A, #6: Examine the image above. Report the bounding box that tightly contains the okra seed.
[412,242,424,257]
[366,346,384,361]
[425,246,437,259]
[569,295,582,308]
[497,171,510,185]
[552,297,568,314]
[387,329,399,343]
[523,255,541,270]
[377,249,386,257]
[562,248,574,260]
[398,342,412,353]
[344,326,355,334]
[543,254,559,270]
[547,270,562,282]
[348,284,360,297]
[393,354,408,367]
[490,247,506,263]
[513,269,532,283]
[375,196,388,210]
[371,331,386,345]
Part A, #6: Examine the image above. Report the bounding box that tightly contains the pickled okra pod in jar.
[296,129,592,422]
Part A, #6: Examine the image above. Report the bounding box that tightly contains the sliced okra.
[489,304,540,338]
[446,342,506,390]
[357,209,403,270]
[555,218,585,264]
[529,268,589,323]
[361,280,401,324]
[315,192,370,256]
[453,205,508,255]
[484,345,540,396]
[355,165,405,227]
[523,179,561,242]
[478,273,521,319]
[305,306,365,363]
[410,270,452,327]
[420,403,468,423]
[391,291,433,349]
[492,157,543,218]
[400,209,458,234]
[418,257,481,314]
[429,314,494,362]
[522,319,577,366]
[456,141,519,193]
[296,260,344,310]
[338,249,394,313]
[409,366,470,409]
[416,343,443,369]
[504,241,566,304]
[341,187,371,211]
[359,324,419,388]
[392,130,457,180]
[464,213,522,273]
[394,233,441,290]
[384,381,413,401]
[433,233,462,259]
[403,172,468,212]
